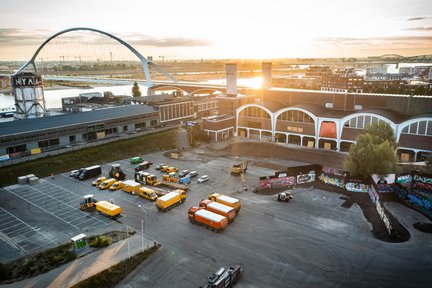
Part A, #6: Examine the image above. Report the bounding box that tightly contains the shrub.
[90,236,112,248]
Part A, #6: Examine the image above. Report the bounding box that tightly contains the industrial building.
[0,105,159,159]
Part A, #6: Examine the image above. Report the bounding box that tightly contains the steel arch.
[14,27,176,84]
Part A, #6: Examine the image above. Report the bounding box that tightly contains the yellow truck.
[95,201,121,218]
[121,180,141,195]
[98,178,117,190]
[137,187,158,201]
[155,189,186,212]
[208,193,241,212]
[231,160,248,176]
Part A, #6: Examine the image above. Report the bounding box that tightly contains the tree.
[132,81,142,97]
[365,121,397,148]
[344,122,399,180]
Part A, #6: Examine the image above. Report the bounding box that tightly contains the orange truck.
[188,206,228,232]
[208,193,241,212]
[199,199,237,223]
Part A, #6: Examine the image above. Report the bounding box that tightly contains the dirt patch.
[253,161,286,171]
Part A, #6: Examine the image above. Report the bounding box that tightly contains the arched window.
[344,115,384,129]
[277,110,313,124]
[401,120,432,136]
[239,107,270,119]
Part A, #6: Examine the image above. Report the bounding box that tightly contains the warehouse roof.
[0,105,158,137]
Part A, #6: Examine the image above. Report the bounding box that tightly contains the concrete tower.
[226,63,237,97]
[262,62,272,90]
[12,72,47,120]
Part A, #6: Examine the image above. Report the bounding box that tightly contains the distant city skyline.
[0,0,431,61]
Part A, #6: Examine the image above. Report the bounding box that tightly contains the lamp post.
[138,205,148,250]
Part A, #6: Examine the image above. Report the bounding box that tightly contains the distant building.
[366,66,388,75]
[321,74,364,93]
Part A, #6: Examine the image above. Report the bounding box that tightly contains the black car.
[178,170,190,178]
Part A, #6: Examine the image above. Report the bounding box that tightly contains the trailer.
[95,201,121,218]
[208,193,241,212]
[199,199,237,223]
[188,206,228,232]
[155,190,186,212]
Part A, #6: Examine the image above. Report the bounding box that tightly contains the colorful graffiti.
[259,176,295,189]
[318,173,345,188]
[393,185,432,216]
[346,182,369,193]
[296,173,316,184]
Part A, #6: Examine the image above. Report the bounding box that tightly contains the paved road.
[1,146,431,288]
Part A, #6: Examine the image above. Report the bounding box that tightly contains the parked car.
[178,170,190,178]
[130,156,144,164]
[189,171,198,178]
[197,175,209,183]
[155,163,166,170]
[69,168,83,178]
[92,176,107,186]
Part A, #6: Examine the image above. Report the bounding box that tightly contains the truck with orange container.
[188,206,228,232]
[208,193,241,212]
[199,199,237,223]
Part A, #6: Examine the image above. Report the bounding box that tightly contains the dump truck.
[208,193,241,212]
[137,187,158,201]
[188,206,228,232]
[109,163,126,180]
[121,180,141,194]
[98,178,117,190]
[199,199,237,223]
[95,201,121,218]
[204,264,243,288]
[135,171,158,186]
[155,189,186,212]
[231,160,248,176]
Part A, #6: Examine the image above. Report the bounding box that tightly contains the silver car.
[197,175,209,183]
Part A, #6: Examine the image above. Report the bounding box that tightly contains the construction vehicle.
[109,163,126,180]
[78,165,102,180]
[204,264,243,288]
[79,195,121,219]
[160,165,169,172]
[188,206,228,232]
[109,181,123,191]
[155,189,186,212]
[137,187,158,201]
[121,180,141,194]
[99,178,117,190]
[277,191,293,202]
[199,199,237,223]
[135,171,158,186]
[163,172,178,183]
[92,176,106,186]
[231,160,248,176]
[208,193,241,212]
[80,194,98,211]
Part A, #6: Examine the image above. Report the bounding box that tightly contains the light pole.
[138,205,148,250]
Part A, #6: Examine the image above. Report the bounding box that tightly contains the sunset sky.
[0,0,431,61]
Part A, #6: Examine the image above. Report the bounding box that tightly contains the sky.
[0,0,431,61]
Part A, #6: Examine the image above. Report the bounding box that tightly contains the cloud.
[405,26,432,31]
[0,28,210,48]
[120,33,210,47]
[0,28,50,46]
[406,17,429,21]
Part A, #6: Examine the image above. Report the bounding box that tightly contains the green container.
[131,156,144,164]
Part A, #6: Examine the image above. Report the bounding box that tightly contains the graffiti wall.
[259,176,295,189]
[318,173,345,188]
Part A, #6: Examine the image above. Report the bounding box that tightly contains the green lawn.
[0,129,176,187]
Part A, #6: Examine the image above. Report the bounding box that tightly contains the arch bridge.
[14,27,176,85]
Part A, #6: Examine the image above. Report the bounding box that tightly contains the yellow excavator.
[231,160,248,176]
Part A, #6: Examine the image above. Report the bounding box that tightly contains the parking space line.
[0,207,58,255]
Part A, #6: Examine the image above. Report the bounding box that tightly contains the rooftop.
[0,105,157,137]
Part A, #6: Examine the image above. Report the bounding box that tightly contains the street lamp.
[138,205,148,250]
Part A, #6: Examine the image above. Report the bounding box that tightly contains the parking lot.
[1,146,432,287]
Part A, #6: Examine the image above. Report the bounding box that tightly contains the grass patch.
[0,231,133,284]
[72,245,160,288]
[0,243,77,283]
[0,129,176,187]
